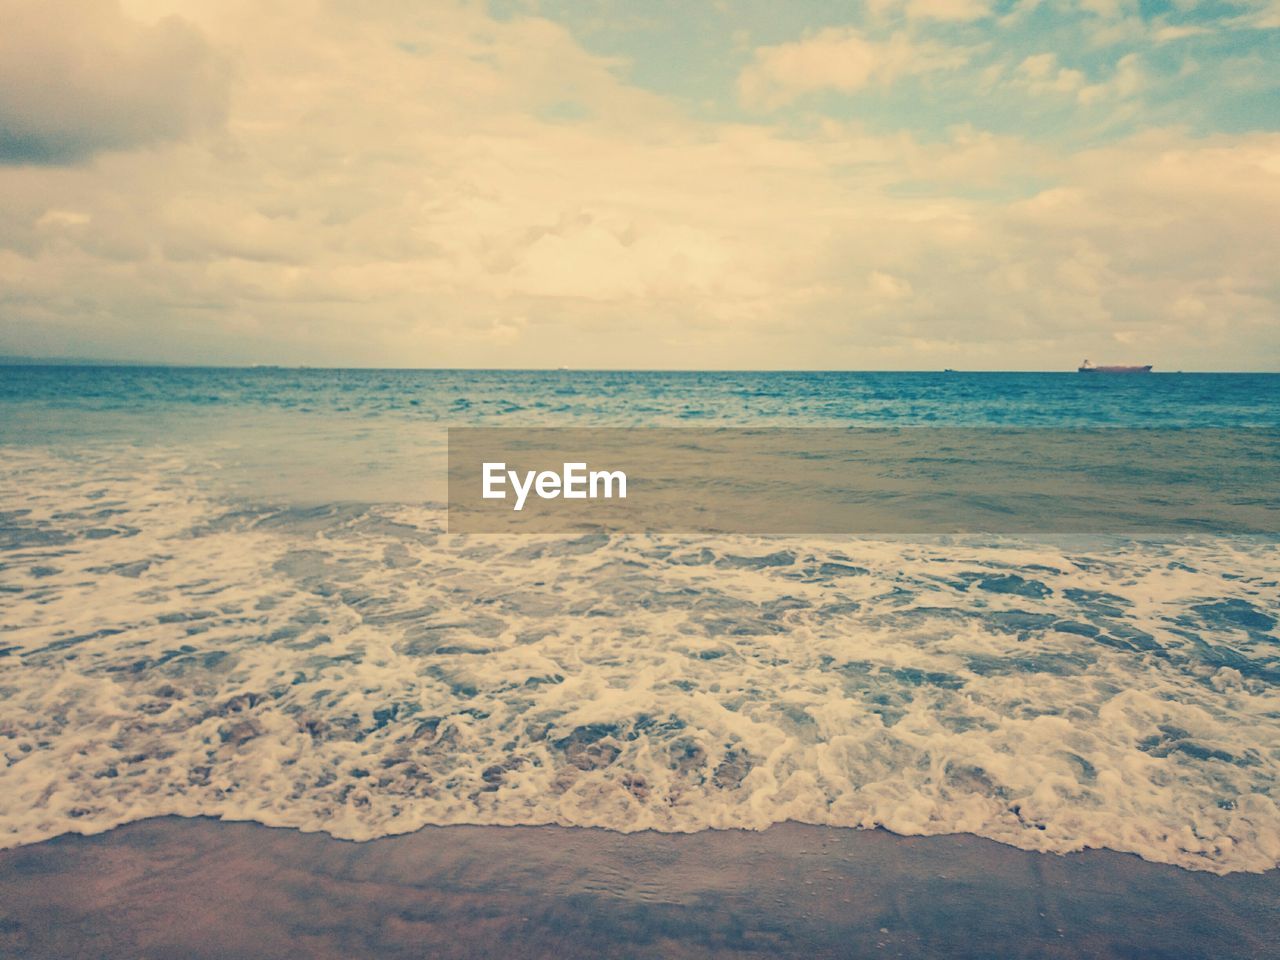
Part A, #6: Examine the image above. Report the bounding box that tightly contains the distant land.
[0,355,186,367]
[2,356,1274,373]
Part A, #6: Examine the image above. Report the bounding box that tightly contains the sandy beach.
[1,818,1276,959]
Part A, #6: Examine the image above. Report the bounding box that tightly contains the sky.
[0,0,1277,370]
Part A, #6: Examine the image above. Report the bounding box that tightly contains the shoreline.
[4,812,1273,877]
[2,816,1276,959]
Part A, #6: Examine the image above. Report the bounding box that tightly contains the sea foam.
[1,446,1277,873]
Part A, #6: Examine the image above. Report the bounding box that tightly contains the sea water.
[0,368,1277,873]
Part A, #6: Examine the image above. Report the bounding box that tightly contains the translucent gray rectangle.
[447,428,1280,534]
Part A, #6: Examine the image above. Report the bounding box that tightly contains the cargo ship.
[1078,359,1152,373]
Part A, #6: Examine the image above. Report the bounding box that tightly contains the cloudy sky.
[0,0,1276,369]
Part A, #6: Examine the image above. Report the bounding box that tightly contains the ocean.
[1,368,1277,874]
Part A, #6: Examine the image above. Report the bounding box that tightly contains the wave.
[1,447,1278,873]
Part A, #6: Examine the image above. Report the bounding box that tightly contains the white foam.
[1,446,1278,874]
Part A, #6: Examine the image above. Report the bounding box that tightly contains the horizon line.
[2,357,1277,374]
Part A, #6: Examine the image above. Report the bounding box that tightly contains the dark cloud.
[0,0,227,165]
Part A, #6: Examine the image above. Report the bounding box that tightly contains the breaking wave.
[1,446,1278,873]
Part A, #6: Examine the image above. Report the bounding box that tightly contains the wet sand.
[0,818,1276,959]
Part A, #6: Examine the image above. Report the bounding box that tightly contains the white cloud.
[0,0,227,163]
[905,0,994,21]
[868,0,995,21]
[1077,53,1145,104]
[737,28,970,110]
[1154,24,1213,43]
[1017,53,1087,95]
[1219,0,1280,30]
[869,271,914,300]
[1012,51,1143,105]
[0,1,1275,370]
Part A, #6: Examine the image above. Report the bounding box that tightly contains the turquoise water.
[1,367,1277,872]
[3,367,1278,427]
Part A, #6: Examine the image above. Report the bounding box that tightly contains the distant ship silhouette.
[1077,359,1152,373]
